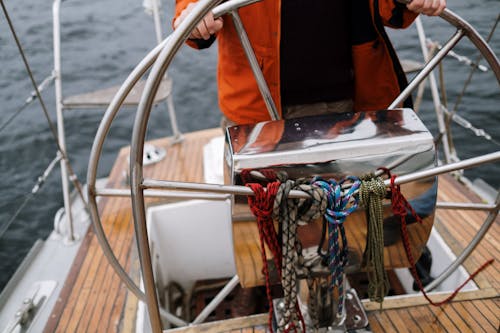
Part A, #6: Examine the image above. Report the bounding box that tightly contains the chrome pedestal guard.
[85,0,500,330]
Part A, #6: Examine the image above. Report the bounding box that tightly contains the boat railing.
[52,0,74,242]
[50,0,182,242]
[0,1,86,243]
[86,0,499,331]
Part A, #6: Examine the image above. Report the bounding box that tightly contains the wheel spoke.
[389,28,465,109]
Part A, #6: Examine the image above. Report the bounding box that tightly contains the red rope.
[389,175,494,306]
[240,168,277,185]
[247,180,307,332]
[247,181,281,332]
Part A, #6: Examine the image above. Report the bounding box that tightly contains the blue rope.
[313,176,361,315]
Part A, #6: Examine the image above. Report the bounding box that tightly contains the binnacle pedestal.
[225,109,437,332]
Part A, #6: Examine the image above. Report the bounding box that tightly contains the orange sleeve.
[174,0,196,20]
[378,0,419,29]
[173,0,202,49]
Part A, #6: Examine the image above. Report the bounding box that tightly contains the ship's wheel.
[86,0,500,331]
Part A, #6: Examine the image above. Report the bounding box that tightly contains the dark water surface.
[0,0,498,290]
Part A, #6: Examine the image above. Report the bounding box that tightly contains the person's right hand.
[173,2,223,40]
[406,0,446,16]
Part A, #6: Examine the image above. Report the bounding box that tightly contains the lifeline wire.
[0,73,55,133]
[0,1,87,207]
[0,154,62,239]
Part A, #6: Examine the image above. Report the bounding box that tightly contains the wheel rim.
[86,4,500,332]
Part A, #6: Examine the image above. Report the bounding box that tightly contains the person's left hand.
[406,0,446,16]
[174,2,223,40]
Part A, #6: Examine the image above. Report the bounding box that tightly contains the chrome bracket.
[273,287,369,333]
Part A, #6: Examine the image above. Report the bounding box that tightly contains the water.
[0,0,498,290]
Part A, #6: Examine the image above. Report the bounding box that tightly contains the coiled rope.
[313,176,361,315]
[273,176,327,332]
[359,175,389,305]
[246,181,281,332]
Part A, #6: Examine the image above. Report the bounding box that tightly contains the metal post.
[151,0,163,45]
[385,151,500,186]
[231,11,280,120]
[389,29,465,109]
[52,0,74,243]
[415,17,454,164]
[192,275,240,324]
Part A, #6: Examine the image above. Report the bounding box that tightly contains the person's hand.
[174,2,223,40]
[406,0,446,16]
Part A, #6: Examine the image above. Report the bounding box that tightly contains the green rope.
[360,175,389,305]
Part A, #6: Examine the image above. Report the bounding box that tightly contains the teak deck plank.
[382,309,412,333]
[400,308,424,333]
[367,314,385,332]
[445,302,478,332]
[412,305,448,332]
[364,299,500,333]
[419,306,453,332]
[427,305,460,332]
[473,299,499,328]
[373,310,401,332]
[460,301,496,332]
[86,208,129,332]
[47,128,499,333]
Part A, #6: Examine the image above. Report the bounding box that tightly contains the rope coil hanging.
[246,181,281,332]
[272,176,327,332]
[246,171,328,333]
[312,176,361,316]
[359,175,389,305]
[246,167,494,331]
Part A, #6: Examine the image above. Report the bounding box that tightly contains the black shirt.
[280,0,354,106]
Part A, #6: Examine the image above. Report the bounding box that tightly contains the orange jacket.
[175,0,418,125]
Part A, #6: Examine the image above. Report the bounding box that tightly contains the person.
[173,0,446,126]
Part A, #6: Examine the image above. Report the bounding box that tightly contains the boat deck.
[44,128,499,333]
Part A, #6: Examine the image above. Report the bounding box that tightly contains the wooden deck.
[44,128,499,332]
